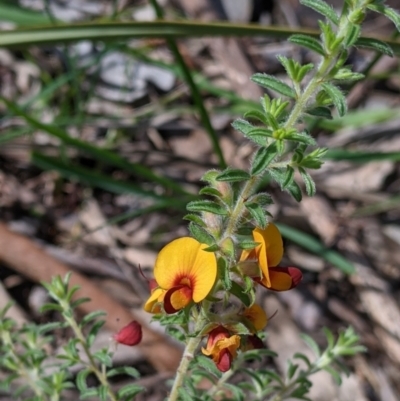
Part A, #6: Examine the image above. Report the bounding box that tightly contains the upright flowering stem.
[167,314,207,401]
[223,11,360,244]
[59,301,118,401]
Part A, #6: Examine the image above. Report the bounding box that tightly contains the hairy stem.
[167,313,206,401]
[61,304,118,401]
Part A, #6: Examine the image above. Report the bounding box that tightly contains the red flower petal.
[113,321,142,346]
[216,349,232,372]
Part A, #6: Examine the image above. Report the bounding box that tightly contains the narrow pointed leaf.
[300,0,339,25]
[299,167,316,196]
[356,37,394,57]
[367,4,400,31]
[245,202,267,229]
[188,222,214,246]
[216,169,250,182]
[289,34,325,56]
[187,200,228,215]
[321,82,347,116]
[251,142,278,176]
[251,73,296,99]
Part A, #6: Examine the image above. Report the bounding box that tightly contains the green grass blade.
[0,4,53,26]
[0,20,398,55]
[276,223,355,274]
[0,127,32,144]
[351,196,400,217]
[1,98,189,195]
[32,152,189,206]
[76,203,178,241]
[149,0,226,169]
[325,149,400,163]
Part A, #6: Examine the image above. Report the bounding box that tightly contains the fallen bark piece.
[0,222,182,372]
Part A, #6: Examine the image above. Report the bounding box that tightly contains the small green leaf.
[299,167,316,196]
[248,193,273,206]
[107,367,140,378]
[323,327,335,349]
[287,361,299,380]
[80,311,106,327]
[300,333,321,357]
[324,366,343,385]
[117,384,144,399]
[244,109,268,125]
[282,166,295,189]
[245,202,267,229]
[300,0,339,25]
[230,281,252,307]
[297,63,315,82]
[76,369,90,393]
[195,355,222,377]
[187,200,228,215]
[289,34,325,56]
[219,257,232,290]
[188,222,214,246]
[199,186,223,198]
[98,385,109,401]
[237,239,259,250]
[251,73,296,99]
[287,180,303,202]
[203,244,220,252]
[183,213,206,227]
[333,68,364,82]
[343,23,361,48]
[293,352,312,368]
[201,169,220,183]
[367,4,400,31]
[222,383,245,401]
[232,119,254,136]
[285,131,316,145]
[305,106,333,119]
[356,37,394,57]
[216,169,250,182]
[248,127,274,140]
[87,320,105,347]
[321,82,347,117]
[250,142,278,176]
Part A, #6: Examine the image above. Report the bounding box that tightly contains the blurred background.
[0,0,400,400]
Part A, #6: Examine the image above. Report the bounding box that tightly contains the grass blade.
[0,21,398,55]
[32,152,189,206]
[1,98,189,195]
[149,0,226,169]
[0,4,52,26]
[325,149,400,163]
[276,223,355,274]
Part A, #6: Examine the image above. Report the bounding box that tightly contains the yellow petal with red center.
[258,267,302,291]
[164,285,192,313]
[242,304,268,332]
[253,224,283,287]
[143,288,165,313]
[154,237,217,302]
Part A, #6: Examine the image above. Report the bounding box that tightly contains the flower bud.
[220,237,235,259]
[202,326,240,372]
[113,321,142,346]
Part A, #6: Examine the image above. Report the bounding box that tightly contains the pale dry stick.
[0,222,182,372]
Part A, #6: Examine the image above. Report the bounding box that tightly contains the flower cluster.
[142,223,302,371]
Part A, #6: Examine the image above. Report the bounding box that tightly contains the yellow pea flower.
[240,223,302,291]
[144,237,217,314]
